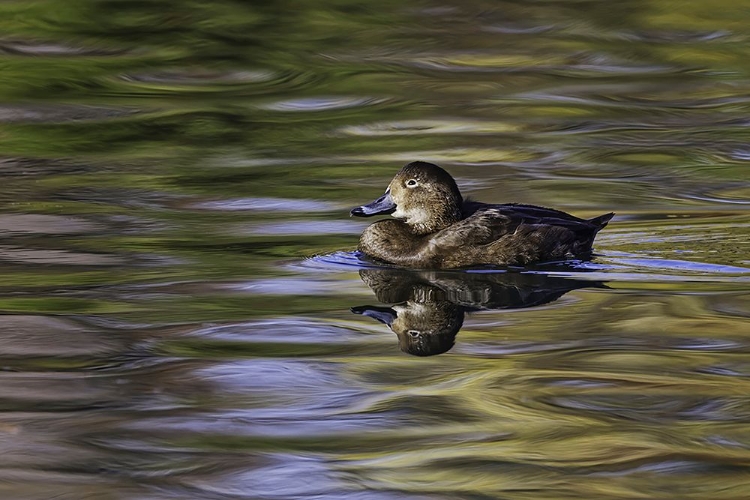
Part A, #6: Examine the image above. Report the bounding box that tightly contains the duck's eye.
[406,179,419,188]
[407,330,421,338]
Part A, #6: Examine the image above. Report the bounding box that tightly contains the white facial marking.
[407,207,430,225]
[392,206,429,224]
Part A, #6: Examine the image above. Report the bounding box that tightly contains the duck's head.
[351,299,463,356]
[351,161,463,235]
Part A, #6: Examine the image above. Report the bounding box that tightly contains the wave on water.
[295,250,750,283]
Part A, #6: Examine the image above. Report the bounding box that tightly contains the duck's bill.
[350,192,396,217]
[351,305,397,326]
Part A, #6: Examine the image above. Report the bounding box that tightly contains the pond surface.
[2,1,750,498]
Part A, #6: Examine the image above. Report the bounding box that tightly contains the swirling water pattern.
[1,1,750,498]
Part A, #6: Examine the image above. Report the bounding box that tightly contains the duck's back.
[432,201,613,267]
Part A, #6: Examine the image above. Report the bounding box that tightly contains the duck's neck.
[409,203,462,235]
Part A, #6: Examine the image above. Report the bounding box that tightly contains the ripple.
[608,256,750,275]
[482,24,555,35]
[730,149,750,161]
[121,68,275,85]
[0,39,123,56]
[125,405,389,438]
[185,317,374,343]
[0,315,126,357]
[183,454,342,499]
[0,214,101,235]
[227,278,366,296]
[191,359,350,393]
[403,52,672,75]
[592,460,708,476]
[292,251,391,272]
[358,147,539,165]
[295,249,750,283]
[0,104,137,123]
[546,393,725,421]
[340,119,518,136]
[538,260,750,283]
[672,339,742,351]
[245,220,366,235]
[192,197,340,212]
[0,245,124,266]
[116,68,325,98]
[258,96,385,112]
[512,86,750,110]
[684,186,750,205]
[615,29,733,43]
[0,157,92,177]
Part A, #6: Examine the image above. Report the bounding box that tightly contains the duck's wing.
[432,204,609,250]
[465,201,583,222]
[429,208,518,247]
[463,203,610,233]
[502,203,613,231]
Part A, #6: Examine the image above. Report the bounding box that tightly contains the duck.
[350,161,613,269]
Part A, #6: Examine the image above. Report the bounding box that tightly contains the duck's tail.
[588,212,615,231]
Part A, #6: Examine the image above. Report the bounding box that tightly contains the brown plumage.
[350,161,613,269]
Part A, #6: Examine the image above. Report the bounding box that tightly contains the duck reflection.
[353,269,602,356]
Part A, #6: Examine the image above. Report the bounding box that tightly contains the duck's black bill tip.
[350,192,396,217]
[350,206,369,217]
[350,207,396,217]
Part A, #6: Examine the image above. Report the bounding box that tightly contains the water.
[1,1,750,498]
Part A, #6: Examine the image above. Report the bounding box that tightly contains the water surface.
[1,1,750,498]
